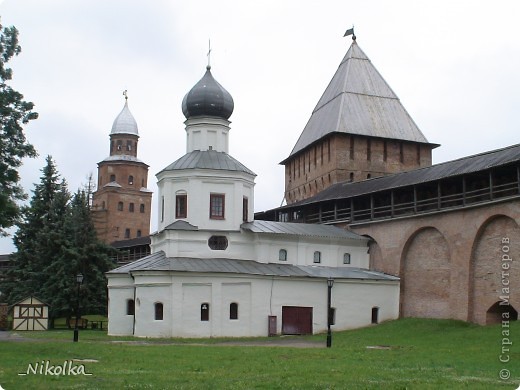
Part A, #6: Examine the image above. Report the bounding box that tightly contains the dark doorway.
[486,302,518,325]
[282,306,313,335]
[371,307,379,324]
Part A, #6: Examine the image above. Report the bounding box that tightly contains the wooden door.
[282,306,313,335]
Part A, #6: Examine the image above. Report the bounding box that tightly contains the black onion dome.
[182,65,234,120]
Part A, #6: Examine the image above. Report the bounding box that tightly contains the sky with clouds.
[0,0,519,253]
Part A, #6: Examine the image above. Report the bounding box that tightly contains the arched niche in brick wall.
[468,215,520,325]
[400,227,451,319]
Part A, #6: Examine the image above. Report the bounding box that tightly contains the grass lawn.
[0,318,518,389]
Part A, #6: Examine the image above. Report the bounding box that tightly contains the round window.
[208,236,228,250]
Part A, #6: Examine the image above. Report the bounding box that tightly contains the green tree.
[42,190,115,321]
[2,156,63,304]
[0,23,38,235]
[2,158,116,323]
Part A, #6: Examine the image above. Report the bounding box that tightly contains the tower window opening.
[176,194,187,219]
[210,194,225,219]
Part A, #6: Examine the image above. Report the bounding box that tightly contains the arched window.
[136,230,142,238]
[126,299,135,315]
[128,175,134,185]
[140,203,145,213]
[229,303,238,320]
[279,249,287,261]
[110,174,116,182]
[349,172,354,182]
[155,302,163,321]
[117,201,123,211]
[343,253,351,264]
[124,228,130,239]
[201,303,210,321]
[313,251,321,264]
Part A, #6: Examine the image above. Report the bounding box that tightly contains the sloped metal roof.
[284,143,520,207]
[241,220,365,240]
[159,150,255,176]
[111,236,151,249]
[164,220,199,231]
[285,41,433,161]
[100,155,147,165]
[107,251,398,281]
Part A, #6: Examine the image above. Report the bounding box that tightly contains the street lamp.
[73,273,84,342]
[326,277,334,348]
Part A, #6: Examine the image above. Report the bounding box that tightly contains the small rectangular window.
[140,203,145,213]
[343,253,351,264]
[129,203,134,212]
[176,194,187,219]
[124,228,130,239]
[155,303,163,321]
[210,194,225,219]
[230,303,238,320]
[161,196,164,222]
[201,303,209,321]
[117,201,123,211]
[313,251,321,264]
[242,197,248,222]
[127,299,135,315]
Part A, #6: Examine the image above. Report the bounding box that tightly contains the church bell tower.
[91,93,152,243]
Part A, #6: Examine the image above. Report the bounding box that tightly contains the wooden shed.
[11,296,49,331]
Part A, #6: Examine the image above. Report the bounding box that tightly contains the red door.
[282,306,313,335]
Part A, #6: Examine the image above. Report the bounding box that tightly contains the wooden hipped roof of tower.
[282,40,436,163]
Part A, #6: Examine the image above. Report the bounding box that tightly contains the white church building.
[106,63,399,338]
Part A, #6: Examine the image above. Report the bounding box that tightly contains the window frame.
[343,253,351,264]
[209,193,225,220]
[154,302,164,321]
[313,251,321,264]
[208,236,228,250]
[201,303,210,321]
[117,201,124,211]
[176,194,187,219]
[242,197,248,222]
[127,299,135,316]
[279,249,287,261]
[229,302,238,320]
[129,202,135,212]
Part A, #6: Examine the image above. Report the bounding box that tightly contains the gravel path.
[0,330,325,348]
